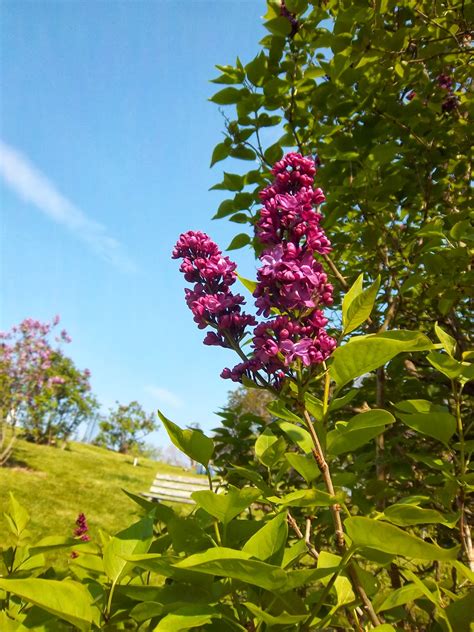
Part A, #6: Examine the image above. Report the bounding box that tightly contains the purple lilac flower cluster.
[74,513,90,541]
[438,73,458,113]
[71,513,90,559]
[174,153,337,387]
[172,231,256,349]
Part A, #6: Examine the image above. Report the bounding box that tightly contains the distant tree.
[95,401,158,455]
[21,352,99,445]
[226,386,273,421]
[212,386,273,474]
[0,316,95,460]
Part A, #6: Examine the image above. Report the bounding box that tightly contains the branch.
[302,409,381,627]
[287,511,319,561]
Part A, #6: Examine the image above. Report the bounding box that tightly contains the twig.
[323,254,349,290]
[287,511,319,561]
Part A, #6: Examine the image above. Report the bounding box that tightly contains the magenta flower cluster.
[74,512,90,541]
[438,73,458,113]
[71,512,90,559]
[174,153,336,387]
[172,231,256,349]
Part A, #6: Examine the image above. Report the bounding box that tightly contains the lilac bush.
[0,316,95,459]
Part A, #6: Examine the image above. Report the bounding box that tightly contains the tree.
[0,316,96,459]
[95,401,158,454]
[21,352,99,445]
[212,386,273,473]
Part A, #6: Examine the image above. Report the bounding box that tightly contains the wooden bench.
[142,472,219,505]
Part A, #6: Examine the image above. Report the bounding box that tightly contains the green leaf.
[329,331,434,389]
[5,493,29,537]
[123,489,176,523]
[394,399,447,414]
[191,486,261,525]
[175,547,287,590]
[29,536,89,555]
[317,551,354,606]
[230,145,256,161]
[327,409,395,456]
[130,601,164,623]
[264,142,284,164]
[328,389,358,412]
[213,199,235,219]
[243,602,307,626]
[103,514,154,583]
[343,275,380,334]
[285,452,319,483]
[242,511,288,560]
[285,0,308,12]
[227,233,251,250]
[396,411,456,445]
[210,141,230,167]
[342,274,364,316]
[427,351,464,379]
[444,589,474,632]
[230,466,274,495]
[345,517,459,560]
[255,427,278,459]
[255,428,286,467]
[0,578,92,631]
[450,219,474,241]
[434,323,457,358]
[154,605,220,631]
[245,52,267,86]
[265,16,292,36]
[237,275,256,296]
[276,420,312,454]
[304,392,324,421]
[267,400,302,423]
[159,412,214,466]
[269,489,339,508]
[383,504,458,528]
[210,172,244,192]
[375,583,424,612]
[210,87,244,105]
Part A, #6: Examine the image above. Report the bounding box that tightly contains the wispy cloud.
[0,140,136,272]
[144,385,183,409]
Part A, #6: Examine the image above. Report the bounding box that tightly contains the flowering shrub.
[0,316,97,460]
[0,1,472,629]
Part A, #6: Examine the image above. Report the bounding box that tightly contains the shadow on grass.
[2,455,36,472]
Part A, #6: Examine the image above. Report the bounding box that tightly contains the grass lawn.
[0,438,194,547]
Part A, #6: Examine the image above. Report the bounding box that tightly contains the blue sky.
[0,1,269,449]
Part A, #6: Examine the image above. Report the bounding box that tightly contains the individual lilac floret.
[173,231,256,349]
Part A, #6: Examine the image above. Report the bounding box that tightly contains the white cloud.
[0,140,136,272]
[144,385,183,409]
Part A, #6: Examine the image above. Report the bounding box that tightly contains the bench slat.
[142,492,195,505]
[143,472,222,505]
[149,486,195,499]
[153,474,209,486]
[151,481,209,493]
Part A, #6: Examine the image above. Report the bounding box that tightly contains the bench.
[142,472,219,505]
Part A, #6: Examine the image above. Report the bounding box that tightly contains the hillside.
[0,439,192,545]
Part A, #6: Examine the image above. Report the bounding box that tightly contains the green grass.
[0,438,193,546]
